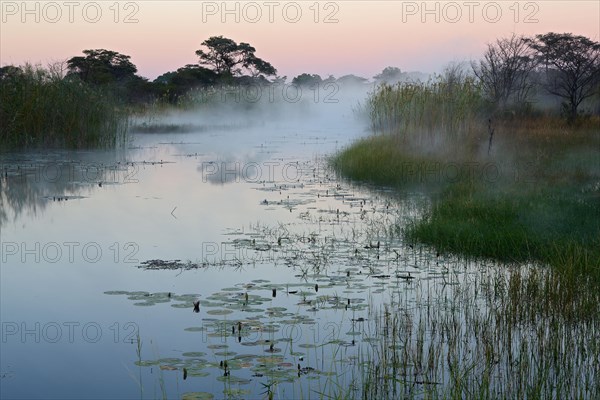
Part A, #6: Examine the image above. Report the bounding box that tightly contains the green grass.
[407,184,600,283]
[331,135,478,190]
[0,64,128,149]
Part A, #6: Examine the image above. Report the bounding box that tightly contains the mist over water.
[1,85,377,398]
[4,76,597,398]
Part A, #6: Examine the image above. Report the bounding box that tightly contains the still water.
[0,103,420,399]
[3,103,598,399]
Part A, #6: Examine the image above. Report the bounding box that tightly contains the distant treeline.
[1,33,599,149]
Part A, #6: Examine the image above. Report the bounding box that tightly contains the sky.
[1,1,599,81]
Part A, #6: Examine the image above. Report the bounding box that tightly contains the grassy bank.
[332,80,600,286]
[0,65,128,150]
[408,183,600,282]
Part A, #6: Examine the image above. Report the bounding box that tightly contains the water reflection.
[0,101,374,399]
[0,152,130,225]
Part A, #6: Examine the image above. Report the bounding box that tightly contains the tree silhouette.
[472,34,536,111]
[526,33,600,121]
[373,67,403,84]
[195,36,276,79]
[292,73,322,86]
[67,49,138,85]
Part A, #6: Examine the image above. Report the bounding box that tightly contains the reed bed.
[367,76,485,143]
[332,71,598,399]
[0,64,128,149]
[333,69,600,287]
[358,262,600,399]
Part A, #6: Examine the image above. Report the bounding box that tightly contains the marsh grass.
[359,263,600,399]
[333,79,600,397]
[0,64,128,149]
[367,76,485,142]
[330,136,478,190]
[333,80,600,286]
[407,184,600,284]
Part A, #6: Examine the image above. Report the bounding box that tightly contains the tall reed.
[367,74,486,142]
[0,64,128,149]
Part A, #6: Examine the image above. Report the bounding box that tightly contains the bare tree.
[47,59,69,79]
[472,34,536,111]
[442,62,470,89]
[526,32,600,121]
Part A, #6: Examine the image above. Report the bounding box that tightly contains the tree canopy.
[291,73,323,86]
[67,49,138,85]
[526,33,600,120]
[154,65,219,102]
[374,67,403,83]
[195,36,276,79]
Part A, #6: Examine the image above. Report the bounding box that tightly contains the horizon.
[1,1,599,81]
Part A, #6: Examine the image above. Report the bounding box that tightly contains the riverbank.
[332,117,600,287]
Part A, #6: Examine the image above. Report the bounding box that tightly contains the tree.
[374,67,403,84]
[195,36,276,79]
[153,65,218,102]
[472,34,536,111]
[67,49,138,85]
[323,75,336,84]
[336,74,368,86]
[0,65,22,80]
[47,59,69,79]
[526,33,600,120]
[291,73,322,86]
[170,65,218,87]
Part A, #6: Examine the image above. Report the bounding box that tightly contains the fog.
[132,81,374,157]
[141,81,371,124]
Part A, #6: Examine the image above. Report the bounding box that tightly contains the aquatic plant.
[0,64,128,149]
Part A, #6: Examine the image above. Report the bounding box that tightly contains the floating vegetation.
[138,259,202,270]
[104,156,598,399]
[182,352,207,358]
[183,327,204,332]
[181,392,214,400]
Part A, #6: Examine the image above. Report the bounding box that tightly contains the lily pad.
[134,360,158,367]
[171,303,194,309]
[182,352,207,357]
[216,375,251,384]
[186,370,210,378]
[207,344,229,350]
[221,287,242,292]
[206,309,234,316]
[182,392,214,400]
[215,351,236,357]
[184,327,205,332]
[133,302,155,307]
[223,388,251,397]
[157,358,182,364]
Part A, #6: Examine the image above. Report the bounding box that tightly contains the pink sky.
[1,1,599,80]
